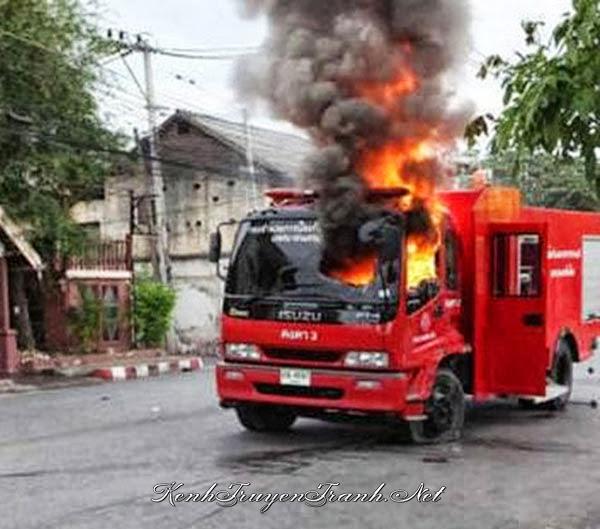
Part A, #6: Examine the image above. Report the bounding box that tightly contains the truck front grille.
[254,383,343,400]
[263,348,342,363]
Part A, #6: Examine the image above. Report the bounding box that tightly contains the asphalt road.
[1,357,599,529]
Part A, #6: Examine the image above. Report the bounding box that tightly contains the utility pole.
[138,38,176,354]
[242,108,257,210]
[109,31,176,353]
[138,38,171,287]
[108,32,170,284]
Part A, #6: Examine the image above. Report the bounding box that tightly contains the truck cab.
[211,187,599,443]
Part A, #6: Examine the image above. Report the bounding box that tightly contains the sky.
[95,0,573,141]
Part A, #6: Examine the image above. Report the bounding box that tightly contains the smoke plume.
[235,0,473,268]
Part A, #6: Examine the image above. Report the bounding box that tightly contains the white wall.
[171,258,223,352]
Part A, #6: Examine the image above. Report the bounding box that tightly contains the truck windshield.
[225,217,400,308]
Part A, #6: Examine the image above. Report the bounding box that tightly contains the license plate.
[280,368,311,387]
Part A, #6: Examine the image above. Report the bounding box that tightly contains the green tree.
[0,0,122,348]
[133,277,176,348]
[0,0,121,258]
[483,150,599,211]
[471,0,600,198]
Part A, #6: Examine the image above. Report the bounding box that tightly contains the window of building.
[80,222,101,241]
[102,285,120,341]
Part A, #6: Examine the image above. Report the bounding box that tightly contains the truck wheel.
[409,368,465,444]
[235,405,297,433]
[518,340,573,411]
[544,341,573,411]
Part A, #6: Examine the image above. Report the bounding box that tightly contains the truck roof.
[260,186,600,225]
[264,187,410,206]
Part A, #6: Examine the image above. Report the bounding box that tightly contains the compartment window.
[583,238,600,321]
[492,233,541,297]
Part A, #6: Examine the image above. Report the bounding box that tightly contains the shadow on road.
[216,398,597,476]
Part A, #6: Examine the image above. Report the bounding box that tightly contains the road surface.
[1,358,599,529]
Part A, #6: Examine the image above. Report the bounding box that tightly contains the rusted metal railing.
[65,237,133,271]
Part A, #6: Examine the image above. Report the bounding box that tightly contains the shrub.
[133,276,176,347]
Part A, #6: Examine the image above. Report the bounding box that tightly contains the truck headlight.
[344,351,389,369]
[224,343,261,361]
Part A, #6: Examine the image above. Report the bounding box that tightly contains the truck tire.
[544,340,574,411]
[235,405,297,432]
[409,368,465,444]
[518,340,573,411]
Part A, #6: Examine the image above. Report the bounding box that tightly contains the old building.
[71,110,314,351]
[0,207,43,375]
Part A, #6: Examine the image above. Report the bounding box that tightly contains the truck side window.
[406,250,441,314]
[445,230,459,290]
[492,233,541,297]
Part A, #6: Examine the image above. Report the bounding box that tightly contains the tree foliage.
[133,276,176,348]
[471,0,600,199]
[0,0,121,259]
[483,150,599,211]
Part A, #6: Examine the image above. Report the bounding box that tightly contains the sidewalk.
[90,356,203,381]
[0,375,105,395]
[8,348,205,387]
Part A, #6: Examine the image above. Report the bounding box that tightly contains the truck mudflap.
[216,363,424,418]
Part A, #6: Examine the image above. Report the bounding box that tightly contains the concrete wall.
[70,171,147,242]
[172,259,222,352]
[158,120,270,257]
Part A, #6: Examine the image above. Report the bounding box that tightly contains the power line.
[170,71,243,111]
[161,45,259,54]
[1,117,289,184]
[119,55,148,102]
[0,28,204,126]
[1,121,249,177]
[99,62,221,123]
[152,48,256,61]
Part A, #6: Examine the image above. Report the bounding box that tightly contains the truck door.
[478,223,548,396]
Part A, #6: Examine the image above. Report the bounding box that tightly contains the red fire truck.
[209,186,600,443]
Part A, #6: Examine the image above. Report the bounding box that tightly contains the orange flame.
[328,255,377,287]
[406,233,440,288]
[358,142,446,288]
[358,71,418,107]
[329,47,447,290]
[357,44,419,106]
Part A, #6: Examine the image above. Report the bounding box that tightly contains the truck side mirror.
[210,219,238,281]
[209,231,222,264]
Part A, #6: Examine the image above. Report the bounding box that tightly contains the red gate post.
[0,254,18,377]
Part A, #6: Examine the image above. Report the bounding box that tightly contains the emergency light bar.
[264,187,410,206]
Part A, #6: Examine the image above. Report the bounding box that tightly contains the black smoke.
[235,0,472,268]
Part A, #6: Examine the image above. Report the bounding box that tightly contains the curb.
[90,357,204,382]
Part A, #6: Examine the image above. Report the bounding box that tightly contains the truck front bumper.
[216,362,424,419]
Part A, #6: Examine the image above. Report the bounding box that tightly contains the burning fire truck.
[210,186,600,443]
